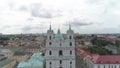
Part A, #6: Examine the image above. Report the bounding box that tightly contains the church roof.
[47,24,53,33]
[54,29,63,41]
[67,24,73,33]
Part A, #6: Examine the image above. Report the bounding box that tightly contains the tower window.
[60,60,62,64]
[70,42,72,46]
[70,50,72,55]
[70,61,72,68]
[49,36,51,40]
[69,36,72,40]
[70,61,72,64]
[60,43,62,46]
[50,62,52,65]
[49,42,52,45]
[59,50,63,56]
[49,51,52,55]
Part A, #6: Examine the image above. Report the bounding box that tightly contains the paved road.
[76,55,87,68]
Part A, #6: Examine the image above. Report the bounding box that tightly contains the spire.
[69,24,71,30]
[49,22,51,30]
[67,22,74,33]
[57,28,60,34]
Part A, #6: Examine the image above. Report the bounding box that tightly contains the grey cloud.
[19,6,28,11]
[29,3,62,18]
[21,24,47,32]
[8,2,14,10]
[21,25,32,31]
[64,20,93,27]
[27,18,34,21]
[86,0,100,4]
[17,3,63,18]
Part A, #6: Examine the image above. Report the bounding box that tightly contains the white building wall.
[86,58,120,68]
[45,28,76,68]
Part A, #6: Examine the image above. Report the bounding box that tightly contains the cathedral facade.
[45,25,76,68]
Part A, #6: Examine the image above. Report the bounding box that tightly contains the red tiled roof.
[76,46,120,64]
[92,56,120,64]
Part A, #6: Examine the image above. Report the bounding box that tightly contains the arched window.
[50,62,52,65]
[70,50,72,55]
[70,61,72,68]
[59,50,63,56]
[60,60,62,64]
[49,51,52,55]
[49,42,52,45]
[69,36,72,40]
[70,42,72,46]
[60,42,62,46]
[49,36,51,40]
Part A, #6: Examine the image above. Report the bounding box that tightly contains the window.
[59,50,63,56]
[49,51,52,55]
[49,36,51,40]
[70,61,72,68]
[70,50,72,55]
[49,42,52,45]
[59,67,62,68]
[60,43,62,46]
[70,61,72,64]
[104,65,105,68]
[69,36,72,40]
[98,65,100,68]
[70,42,72,46]
[60,60,62,64]
[50,62,52,65]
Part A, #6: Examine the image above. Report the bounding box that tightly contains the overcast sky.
[0,0,120,34]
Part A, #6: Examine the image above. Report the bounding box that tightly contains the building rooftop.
[93,56,120,64]
[0,58,14,67]
[17,52,44,68]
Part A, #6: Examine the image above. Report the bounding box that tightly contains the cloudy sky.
[0,0,120,34]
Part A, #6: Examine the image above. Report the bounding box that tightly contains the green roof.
[47,24,53,33]
[17,52,44,68]
[54,29,63,41]
[67,24,74,33]
[54,34,63,41]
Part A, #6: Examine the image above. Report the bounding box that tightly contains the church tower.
[45,24,76,68]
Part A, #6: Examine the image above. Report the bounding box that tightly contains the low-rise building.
[0,58,16,68]
[22,46,42,53]
[76,46,120,68]
[87,56,120,68]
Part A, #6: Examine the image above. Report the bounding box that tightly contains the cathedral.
[45,24,76,68]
